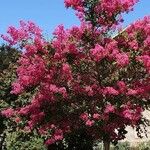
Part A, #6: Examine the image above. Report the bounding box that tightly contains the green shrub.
[113,142,130,150]
[5,130,46,150]
[138,141,150,150]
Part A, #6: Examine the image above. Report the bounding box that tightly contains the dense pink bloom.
[54,134,63,141]
[117,81,126,93]
[45,138,55,145]
[1,21,42,46]
[103,87,119,95]
[106,40,119,59]
[85,86,94,96]
[54,129,64,141]
[144,36,150,47]
[25,45,37,55]
[122,109,132,120]
[64,0,83,11]
[128,40,138,50]
[62,63,72,80]
[90,44,107,62]
[62,63,71,73]
[115,53,129,67]
[58,87,68,98]
[127,89,138,95]
[64,0,80,7]
[11,82,23,94]
[137,55,150,74]
[80,113,89,121]
[1,108,15,118]
[93,113,101,120]
[86,120,95,127]
[19,106,30,115]
[104,104,115,114]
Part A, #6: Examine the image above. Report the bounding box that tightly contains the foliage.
[1,0,150,149]
[0,45,20,149]
[0,45,20,108]
[113,141,130,150]
[96,141,150,150]
[5,130,46,150]
[0,45,20,72]
[138,141,150,150]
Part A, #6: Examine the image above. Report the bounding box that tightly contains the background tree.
[0,45,46,150]
[0,45,20,149]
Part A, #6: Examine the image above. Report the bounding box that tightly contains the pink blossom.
[104,104,115,114]
[1,108,14,118]
[54,129,63,141]
[62,63,72,80]
[49,84,58,93]
[54,52,61,59]
[122,109,132,120]
[144,36,150,47]
[54,134,63,141]
[90,44,107,62]
[94,0,138,27]
[86,120,95,127]
[127,89,138,95]
[62,63,71,73]
[25,45,37,55]
[58,87,68,98]
[11,82,23,94]
[15,117,21,123]
[93,113,101,120]
[103,87,119,95]
[19,106,30,115]
[117,81,126,93]
[80,113,89,121]
[85,86,94,96]
[45,138,55,145]
[21,75,30,85]
[64,0,83,11]
[1,21,42,46]
[116,53,129,67]
[129,40,138,50]
[24,126,31,132]
[137,55,150,74]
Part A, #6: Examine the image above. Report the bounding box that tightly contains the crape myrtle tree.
[1,0,150,149]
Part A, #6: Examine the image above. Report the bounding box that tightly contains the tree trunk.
[103,141,110,150]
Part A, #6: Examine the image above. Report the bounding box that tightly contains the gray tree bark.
[103,141,110,150]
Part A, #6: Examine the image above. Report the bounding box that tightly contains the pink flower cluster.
[1,108,15,118]
[64,0,138,28]
[137,55,150,74]
[1,21,42,45]
[11,55,46,94]
[45,129,64,145]
[90,44,107,62]
[64,0,83,11]
[115,53,129,67]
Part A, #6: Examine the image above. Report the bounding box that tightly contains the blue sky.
[0,0,150,43]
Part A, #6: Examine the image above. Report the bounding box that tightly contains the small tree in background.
[0,45,46,150]
[0,45,20,149]
[1,0,150,150]
[0,45,20,72]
